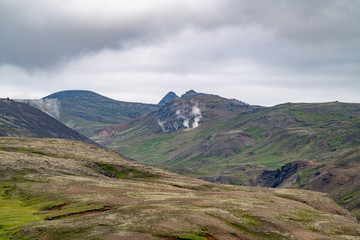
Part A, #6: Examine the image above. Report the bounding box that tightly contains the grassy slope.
[1,137,359,239]
[102,101,360,178]
[98,101,360,219]
[42,90,159,137]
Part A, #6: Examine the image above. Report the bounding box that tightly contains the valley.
[87,93,360,220]
[3,89,359,236]
[2,1,359,239]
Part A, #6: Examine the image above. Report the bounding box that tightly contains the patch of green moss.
[351,209,360,221]
[339,190,360,205]
[224,220,281,239]
[15,148,49,156]
[241,213,263,227]
[306,225,319,232]
[39,226,90,240]
[4,147,73,159]
[206,212,282,239]
[286,210,319,222]
[326,229,343,235]
[175,234,207,240]
[244,124,264,140]
[0,183,44,238]
[39,201,69,211]
[96,163,157,179]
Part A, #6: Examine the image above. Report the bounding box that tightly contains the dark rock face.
[158,91,179,105]
[0,99,95,144]
[244,161,310,188]
[181,90,199,98]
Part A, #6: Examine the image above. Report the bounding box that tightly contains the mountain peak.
[43,90,105,100]
[181,90,198,98]
[158,91,179,105]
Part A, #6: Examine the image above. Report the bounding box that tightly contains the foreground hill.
[0,99,93,144]
[0,137,359,239]
[28,90,160,137]
[97,97,360,220]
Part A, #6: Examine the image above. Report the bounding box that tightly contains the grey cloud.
[1,0,359,69]
[0,0,359,106]
[0,0,226,67]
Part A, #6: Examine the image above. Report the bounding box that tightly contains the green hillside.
[29,90,160,137]
[100,100,359,180]
[97,98,360,219]
[1,137,359,239]
[25,90,360,220]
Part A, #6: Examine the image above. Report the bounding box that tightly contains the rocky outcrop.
[243,161,310,188]
[181,89,202,98]
[158,91,179,105]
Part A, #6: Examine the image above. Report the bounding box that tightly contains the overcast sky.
[1,0,359,106]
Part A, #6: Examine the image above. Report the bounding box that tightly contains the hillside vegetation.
[23,90,360,221]
[96,97,360,220]
[1,137,359,239]
[30,90,159,137]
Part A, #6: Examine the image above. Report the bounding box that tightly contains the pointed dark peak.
[158,91,179,105]
[180,90,212,99]
[181,90,197,98]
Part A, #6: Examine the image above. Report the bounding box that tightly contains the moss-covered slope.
[1,137,359,239]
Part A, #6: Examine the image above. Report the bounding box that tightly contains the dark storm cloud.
[1,0,359,69]
[0,0,359,105]
[0,0,234,67]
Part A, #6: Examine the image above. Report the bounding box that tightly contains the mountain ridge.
[95,98,360,220]
[21,90,360,220]
[29,90,160,137]
[158,91,179,105]
[0,98,94,144]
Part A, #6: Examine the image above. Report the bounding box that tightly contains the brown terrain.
[1,137,360,239]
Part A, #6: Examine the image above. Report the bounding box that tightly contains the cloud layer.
[1,0,359,105]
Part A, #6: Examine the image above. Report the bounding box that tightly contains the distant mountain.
[181,89,209,98]
[97,98,360,220]
[0,98,94,144]
[158,91,179,105]
[22,89,360,220]
[96,92,256,162]
[28,90,160,138]
[1,137,359,239]
[97,91,254,136]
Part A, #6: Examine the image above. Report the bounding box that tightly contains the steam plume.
[30,99,61,119]
[191,104,202,128]
[157,101,203,132]
[175,101,202,129]
[157,120,165,132]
